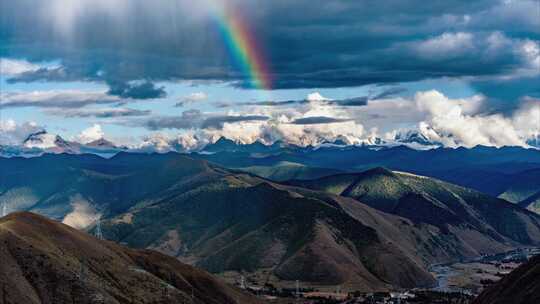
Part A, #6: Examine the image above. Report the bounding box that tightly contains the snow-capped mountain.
[390,128,443,150]
[22,130,81,154]
[393,130,434,146]
[1,130,127,158]
[23,130,56,149]
[359,135,387,146]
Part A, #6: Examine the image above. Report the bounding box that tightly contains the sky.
[0,0,539,150]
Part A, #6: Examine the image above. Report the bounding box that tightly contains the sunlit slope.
[290,167,540,253]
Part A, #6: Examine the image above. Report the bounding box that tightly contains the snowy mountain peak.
[23,130,58,149]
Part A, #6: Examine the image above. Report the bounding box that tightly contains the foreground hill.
[473,255,540,304]
[0,212,259,304]
[100,174,436,290]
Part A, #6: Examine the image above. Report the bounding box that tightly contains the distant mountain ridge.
[0,127,505,159]
[7,134,539,206]
[189,141,540,209]
[3,130,127,157]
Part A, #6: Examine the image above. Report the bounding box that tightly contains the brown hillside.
[0,212,261,304]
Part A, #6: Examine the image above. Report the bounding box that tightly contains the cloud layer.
[2,89,538,151]
[128,90,540,150]
[413,90,537,148]
[0,90,123,109]
[1,1,538,91]
[1,1,538,152]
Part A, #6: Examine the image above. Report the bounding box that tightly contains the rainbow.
[213,3,272,90]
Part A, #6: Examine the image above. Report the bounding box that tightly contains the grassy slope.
[0,212,260,304]
[238,162,343,182]
[289,167,540,258]
[102,177,435,290]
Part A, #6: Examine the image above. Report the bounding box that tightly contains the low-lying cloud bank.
[2,90,539,152]
[130,90,539,151]
[62,195,101,229]
[413,91,539,148]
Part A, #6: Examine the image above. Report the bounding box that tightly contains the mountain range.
[2,128,445,157]
[2,152,540,291]
[5,132,540,211]
[191,138,540,214]
[1,130,127,158]
[0,212,260,304]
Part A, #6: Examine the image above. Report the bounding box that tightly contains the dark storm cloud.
[1,0,538,93]
[471,75,540,114]
[224,97,366,108]
[0,91,123,109]
[232,99,307,107]
[107,81,167,100]
[47,108,152,118]
[141,110,203,130]
[291,116,352,125]
[201,115,269,129]
[221,87,405,108]
[329,97,369,107]
[6,66,80,83]
[372,87,408,100]
[139,110,269,130]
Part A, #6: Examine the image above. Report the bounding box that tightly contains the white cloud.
[275,121,364,146]
[0,90,123,109]
[136,133,174,152]
[415,90,484,117]
[415,32,475,59]
[62,195,100,229]
[0,119,43,146]
[412,31,539,79]
[512,98,540,141]
[173,131,209,151]
[132,92,366,150]
[514,39,540,77]
[5,89,536,152]
[76,124,105,144]
[23,132,58,149]
[306,92,329,102]
[0,58,40,76]
[414,90,537,148]
[175,92,208,106]
[202,119,364,147]
[200,92,364,146]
